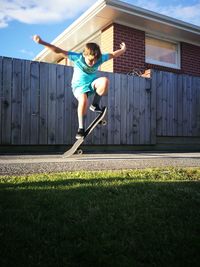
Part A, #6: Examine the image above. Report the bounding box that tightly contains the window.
[145,35,180,69]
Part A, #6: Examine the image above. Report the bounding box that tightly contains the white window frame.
[145,34,181,69]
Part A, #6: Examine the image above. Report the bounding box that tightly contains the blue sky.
[1,0,200,60]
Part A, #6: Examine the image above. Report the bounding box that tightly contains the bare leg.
[92,76,109,96]
[91,77,109,111]
[77,93,88,129]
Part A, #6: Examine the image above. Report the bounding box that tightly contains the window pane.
[146,37,177,65]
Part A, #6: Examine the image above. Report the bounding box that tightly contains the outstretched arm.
[109,42,126,59]
[33,35,68,58]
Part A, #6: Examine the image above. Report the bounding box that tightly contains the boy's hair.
[83,43,101,60]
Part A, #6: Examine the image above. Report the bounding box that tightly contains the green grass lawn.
[0,168,200,267]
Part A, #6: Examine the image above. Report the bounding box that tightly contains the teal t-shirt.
[68,51,109,95]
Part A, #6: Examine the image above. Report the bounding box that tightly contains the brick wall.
[101,23,200,77]
[113,23,146,74]
[181,42,200,76]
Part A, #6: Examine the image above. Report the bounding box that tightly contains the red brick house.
[35,0,200,77]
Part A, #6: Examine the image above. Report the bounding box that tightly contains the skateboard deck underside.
[63,107,107,157]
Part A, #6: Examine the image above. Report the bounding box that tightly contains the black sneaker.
[89,104,102,113]
[76,128,85,139]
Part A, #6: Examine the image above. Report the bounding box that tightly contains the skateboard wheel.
[101,119,107,126]
[77,149,83,155]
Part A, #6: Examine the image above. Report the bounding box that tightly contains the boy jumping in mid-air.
[33,35,126,139]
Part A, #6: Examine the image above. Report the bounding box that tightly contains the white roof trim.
[107,0,200,33]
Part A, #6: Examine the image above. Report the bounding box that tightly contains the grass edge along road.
[0,168,200,267]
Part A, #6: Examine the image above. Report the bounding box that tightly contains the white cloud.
[1,0,200,29]
[160,3,200,26]
[133,0,200,26]
[0,0,96,28]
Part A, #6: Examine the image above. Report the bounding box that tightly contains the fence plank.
[167,73,173,136]
[182,76,189,136]
[183,76,190,136]
[107,71,115,144]
[156,71,163,136]
[11,58,22,144]
[144,78,151,144]
[2,57,12,144]
[162,72,168,136]
[56,65,65,144]
[140,77,150,144]
[114,73,121,144]
[63,66,73,145]
[21,60,31,144]
[100,72,109,145]
[177,74,183,136]
[191,76,197,135]
[30,61,40,144]
[126,75,134,144]
[120,74,128,144]
[172,73,178,136]
[197,77,200,134]
[139,78,145,143]
[188,77,193,136]
[0,57,2,143]
[48,64,57,144]
[39,62,49,144]
[150,72,156,144]
[133,76,140,144]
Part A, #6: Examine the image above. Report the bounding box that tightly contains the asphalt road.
[0,152,200,175]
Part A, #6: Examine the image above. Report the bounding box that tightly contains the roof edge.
[106,0,200,34]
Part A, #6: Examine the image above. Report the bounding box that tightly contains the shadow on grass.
[0,177,199,267]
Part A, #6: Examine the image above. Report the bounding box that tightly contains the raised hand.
[32,35,42,44]
[120,42,126,51]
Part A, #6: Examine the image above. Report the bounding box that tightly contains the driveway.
[0,152,200,175]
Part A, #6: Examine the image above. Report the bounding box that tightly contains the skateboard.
[63,107,107,157]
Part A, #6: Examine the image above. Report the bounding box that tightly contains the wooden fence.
[0,56,200,147]
[153,70,200,137]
